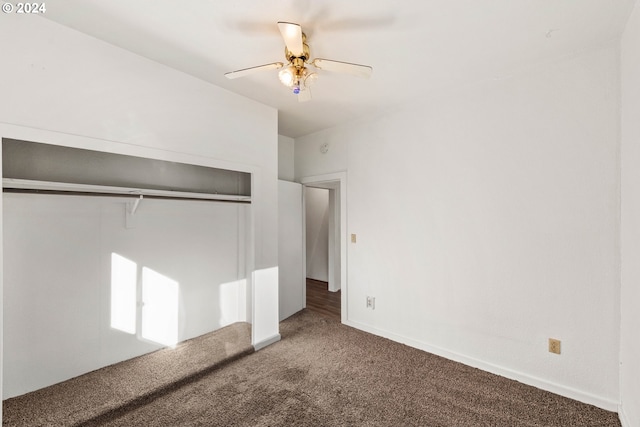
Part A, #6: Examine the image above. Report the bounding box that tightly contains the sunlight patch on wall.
[111,253,180,347]
[142,267,179,347]
[252,266,279,344]
[110,253,137,334]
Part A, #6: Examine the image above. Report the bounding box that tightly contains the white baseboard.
[619,405,632,427]
[343,319,619,412]
[253,333,281,351]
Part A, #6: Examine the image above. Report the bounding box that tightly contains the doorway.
[300,173,347,323]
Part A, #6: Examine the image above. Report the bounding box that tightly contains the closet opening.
[2,138,253,399]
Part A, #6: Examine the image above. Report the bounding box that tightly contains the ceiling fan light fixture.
[304,71,318,87]
[278,66,295,87]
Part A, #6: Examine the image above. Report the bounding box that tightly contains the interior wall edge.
[0,132,3,420]
[618,405,632,427]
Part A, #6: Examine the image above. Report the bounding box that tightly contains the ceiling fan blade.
[298,87,312,103]
[312,58,372,79]
[224,62,283,79]
[277,22,304,57]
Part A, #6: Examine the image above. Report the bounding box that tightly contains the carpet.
[3,310,620,426]
[2,322,253,426]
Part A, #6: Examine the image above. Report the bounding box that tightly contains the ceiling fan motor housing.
[285,34,310,64]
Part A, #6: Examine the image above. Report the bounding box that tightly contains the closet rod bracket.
[128,194,143,216]
[126,194,143,229]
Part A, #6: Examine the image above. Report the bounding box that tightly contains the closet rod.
[2,188,251,204]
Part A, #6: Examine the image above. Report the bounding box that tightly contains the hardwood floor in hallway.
[306,278,341,322]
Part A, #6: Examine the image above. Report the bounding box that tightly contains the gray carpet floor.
[3,310,621,426]
[2,322,253,426]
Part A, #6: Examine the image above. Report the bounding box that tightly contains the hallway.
[306,278,340,322]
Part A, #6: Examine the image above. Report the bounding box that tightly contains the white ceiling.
[43,0,635,138]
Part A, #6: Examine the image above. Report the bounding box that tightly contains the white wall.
[278,135,295,181]
[327,187,342,292]
[620,3,640,425]
[3,194,246,398]
[305,187,329,282]
[0,14,279,406]
[278,180,304,320]
[295,44,621,409]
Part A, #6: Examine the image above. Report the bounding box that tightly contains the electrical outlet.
[548,338,561,355]
[366,296,375,309]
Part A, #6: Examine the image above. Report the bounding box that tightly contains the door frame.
[300,172,347,323]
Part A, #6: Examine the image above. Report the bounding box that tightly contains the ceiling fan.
[224,22,372,102]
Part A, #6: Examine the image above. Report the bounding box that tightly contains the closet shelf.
[2,178,251,203]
